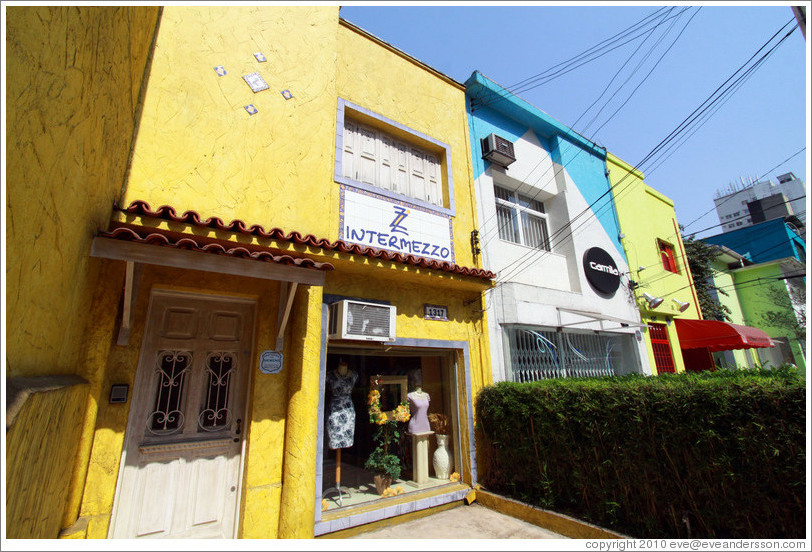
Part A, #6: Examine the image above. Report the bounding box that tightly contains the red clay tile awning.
[115,200,496,280]
[675,319,775,351]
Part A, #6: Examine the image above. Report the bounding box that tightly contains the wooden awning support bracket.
[275,281,298,351]
[117,261,143,346]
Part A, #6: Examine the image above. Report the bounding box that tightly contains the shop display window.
[320,351,459,511]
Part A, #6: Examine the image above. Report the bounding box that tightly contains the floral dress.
[326,369,359,449]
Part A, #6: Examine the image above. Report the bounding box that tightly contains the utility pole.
[792,6,806,39]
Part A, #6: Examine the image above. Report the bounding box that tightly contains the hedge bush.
[474,368,806,538]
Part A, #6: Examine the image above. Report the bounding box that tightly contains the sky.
[340,2,810,239]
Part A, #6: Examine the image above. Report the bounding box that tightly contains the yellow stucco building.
[6,6,493,539]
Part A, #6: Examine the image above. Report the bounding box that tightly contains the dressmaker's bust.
[407,387,431,434]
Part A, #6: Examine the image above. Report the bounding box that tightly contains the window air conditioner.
[481,133,516,168]
[328,300,397,342]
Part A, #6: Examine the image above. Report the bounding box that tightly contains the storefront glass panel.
[319,350,461,511]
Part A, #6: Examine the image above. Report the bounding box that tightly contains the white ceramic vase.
[432,434,453,479]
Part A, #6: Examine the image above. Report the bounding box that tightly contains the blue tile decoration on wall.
[243,72,270,93]
[254,52,266,62]
[214,66,226,76]
[244,104,258,115]
[281,89,293,100]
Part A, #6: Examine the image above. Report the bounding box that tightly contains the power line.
[472,7,688,112]
[644,232,806,299]
[583,8,702,139]
[688,195,806,236]
[497,18,798,285]
[668,145,807,234]
[474,8,698,254]
[507,7,671,91]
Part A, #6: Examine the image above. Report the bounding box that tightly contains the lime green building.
[606,154,777,374]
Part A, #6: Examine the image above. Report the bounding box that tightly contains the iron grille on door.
[648,323,676,373]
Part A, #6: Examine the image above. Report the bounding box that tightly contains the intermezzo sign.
[340,186,455,263]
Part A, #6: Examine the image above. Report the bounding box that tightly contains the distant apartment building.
[713,172,806,232]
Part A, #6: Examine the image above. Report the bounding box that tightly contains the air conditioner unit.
[481,133,516,168]
[328,300,396,342]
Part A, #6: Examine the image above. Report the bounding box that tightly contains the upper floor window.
[342,119,442,207]
[658,239,678,273]
[494,185,550,250]
[336,99,456,217]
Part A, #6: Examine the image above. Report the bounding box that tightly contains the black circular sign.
[583,247,620,295]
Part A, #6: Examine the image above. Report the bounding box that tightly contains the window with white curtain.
[342,118,443,208]
[494,185,550,250]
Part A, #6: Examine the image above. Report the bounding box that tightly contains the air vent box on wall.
[481,133,516,168]
[328,300,397,342]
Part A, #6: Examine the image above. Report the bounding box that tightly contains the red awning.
[674,319,775,351]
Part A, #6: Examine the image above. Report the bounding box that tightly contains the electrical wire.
[476,8,697,253]
[499,18,799,285]
[678,147,807,233]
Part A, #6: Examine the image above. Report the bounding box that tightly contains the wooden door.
[109,290,256,539]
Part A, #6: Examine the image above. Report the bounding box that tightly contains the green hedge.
[474,368,806,538]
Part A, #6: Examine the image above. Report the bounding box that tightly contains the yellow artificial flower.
[375,411,388,425]
[381,487,396,498]
[394,403,411,423]
[395,486,405,495]
[449,472,460,482]
[321,498,329,510]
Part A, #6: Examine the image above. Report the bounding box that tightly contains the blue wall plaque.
[259,350,283,374]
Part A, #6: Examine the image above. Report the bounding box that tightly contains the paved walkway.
[349,503,568,539]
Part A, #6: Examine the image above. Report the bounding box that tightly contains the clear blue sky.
[340,3,809,239]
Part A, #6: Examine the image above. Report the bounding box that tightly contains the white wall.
[475,128,650,381]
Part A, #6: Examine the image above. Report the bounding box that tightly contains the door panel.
[110,291,255,539]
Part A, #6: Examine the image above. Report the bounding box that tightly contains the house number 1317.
[424,304,448,321]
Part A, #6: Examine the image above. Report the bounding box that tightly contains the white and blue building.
[465,71,652,382]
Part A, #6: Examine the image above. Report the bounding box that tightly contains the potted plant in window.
[365,384,410,495]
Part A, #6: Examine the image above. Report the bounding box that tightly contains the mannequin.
[324,359,358,505]
[407,386,431,435]
[406,385,432,485]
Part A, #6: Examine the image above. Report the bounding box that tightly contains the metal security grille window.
[342,118,443,207]
[648,323,676,373]
[505,327,627,381]
[494,186,550,250]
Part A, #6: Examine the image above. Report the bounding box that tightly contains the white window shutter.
[342,121,358,180]
[359,125,378,185]
[393,142,409,196]
[426,154,441,206]
[379,137,393,192]
[409,148,426,202]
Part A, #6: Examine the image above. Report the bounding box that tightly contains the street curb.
[475,489,630,540]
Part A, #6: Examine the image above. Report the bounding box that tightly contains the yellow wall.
[335,21,479,271]
[121,6,340,238]
[6,381,89,538]
[5,5,159,538]
[55,5,491,539]
[5,6,160,379]
[73,265,284,539]
[607,153,700,373]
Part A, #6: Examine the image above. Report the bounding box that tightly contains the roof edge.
[338,18,465,91]
[465,70,606,158]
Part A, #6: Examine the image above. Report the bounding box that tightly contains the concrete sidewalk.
[349,502,567,539]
